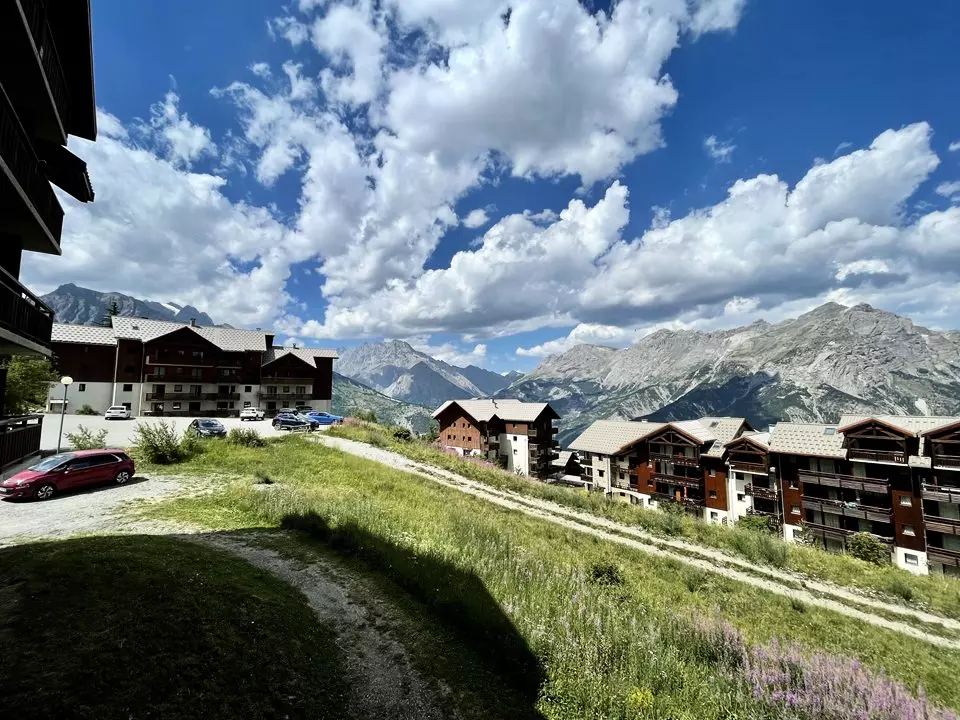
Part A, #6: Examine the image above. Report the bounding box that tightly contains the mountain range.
[504,302,960,445]
[331,372,434,433]
[41,284,217,326]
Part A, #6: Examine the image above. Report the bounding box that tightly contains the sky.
[21,0,960,372]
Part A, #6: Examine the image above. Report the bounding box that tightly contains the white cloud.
[704,135,736,163]
[462,209,490,228]
[686,0,748,37]
[412,341,488,367]
[949,140,960,152]
[834,141,853,155]
[516,324,639,357]
[311,0,386,105]
[140,91,217,168]
[268,16,310,46]
[935,181,960,202]
[250,62,272,78]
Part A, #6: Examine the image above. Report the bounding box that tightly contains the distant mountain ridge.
[335,340,514,408]
[41,284,217,326]
[502,303,960,446]
[331,372,434,433]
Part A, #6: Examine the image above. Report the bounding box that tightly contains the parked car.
[239,407,265,421]
[0,450,136,501]
[104,405,131,420]
[272,413,312,432]
[306,411,344,425]
[295,405,314,413]
[295,412,322,430]
[188,419,227,438]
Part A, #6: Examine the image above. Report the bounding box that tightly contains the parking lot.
[39,413,328,451]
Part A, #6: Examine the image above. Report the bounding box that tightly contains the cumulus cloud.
[950,140,960,152]
[139,91,217,168]
[704,135,736,163]
[936,181,960,202]
[411,341,488,367]
[462,209,490,229]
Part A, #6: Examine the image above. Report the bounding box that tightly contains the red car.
[0,449,135,501]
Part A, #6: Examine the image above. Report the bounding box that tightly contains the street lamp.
[56,376,73,454]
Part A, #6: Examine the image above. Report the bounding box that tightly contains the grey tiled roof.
[51,323,117,346]
[552,450,574,468]
[262,347,339,368]
[731,430,771,450]
[697,417,748,457]
[568,420,666,456]
[433,399,556,423]
[768,422,846,459]
[838,414,960,436]
[110,316,268,351]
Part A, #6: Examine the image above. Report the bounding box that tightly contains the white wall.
[111,382,141,412]
[501,431,530,476]
[727,470,753,523]
[46,381,112,414]
[782,523,803,543]
[893,547,928,575]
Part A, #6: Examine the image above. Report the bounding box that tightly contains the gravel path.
[316,435,960,649]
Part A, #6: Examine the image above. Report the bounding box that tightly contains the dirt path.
[189,533,450,720]
[317,435,960,649]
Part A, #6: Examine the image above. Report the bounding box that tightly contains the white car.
[239,407,265,421]
[104,405,131,420]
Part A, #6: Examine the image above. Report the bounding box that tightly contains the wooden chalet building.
[1,0,98,469]
[432,399,560,479]
[46,318,337,417]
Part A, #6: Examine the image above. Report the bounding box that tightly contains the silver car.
[104,405,131,420]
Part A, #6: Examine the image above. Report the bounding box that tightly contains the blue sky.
[24,0,960,372]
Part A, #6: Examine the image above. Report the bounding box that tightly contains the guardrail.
[0,266,53,348]
[0,414,43,470]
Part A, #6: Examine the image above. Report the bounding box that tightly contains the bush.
[886,575,916,602]
[391,427,412,442]
[354,410,378,423]
[368,430,389,448]
[132,421,198,464]
[736,515,772,534]
[660,500,686,516]
[75,404,99,416]
[64,425,108,450]
[589,562,624,586]
[227,427,266,448]
[790,597,807,613]
[848,532,890,566]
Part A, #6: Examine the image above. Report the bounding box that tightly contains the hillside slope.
[331,372,434,433]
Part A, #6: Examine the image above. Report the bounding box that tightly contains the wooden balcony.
[922,483,960,504]
[804,522,893,545]
[202,393,240,401]
[932,455,960,470]
[650,452,699,467]
[257,392,311,401]
[924,515,960,536]
[261,377,314,384]
[847,448,906,464]
[0,414,43,470]
[145,355,214,367]
[928,546,960,568]
[651,471,703,489]
[19,0,71,133]
[729,460,768,475]
[744,483,778,501]
[0,266,53,353]
[797,469,889,494]
[650,491,704,508]
[802,497,893,524]
[611,478,634,491]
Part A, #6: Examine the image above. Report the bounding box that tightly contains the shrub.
[391,426,412,442]
[75,404,99,416]
[589,562,624,586]
[368,430,389,448]
[886,575,915,602]
[227,427,266,448]
[790,596,807,613]
[354,410,378,423]
[848,532,890,566]
[735,515,772,534]
[660,500,686,516]
[683,570,709,593]
[64,425,108,450]
[132,421,198,464]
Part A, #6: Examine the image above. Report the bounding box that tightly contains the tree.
[1,356,56,415]
[848,532,889,565]
[102,298,120,327]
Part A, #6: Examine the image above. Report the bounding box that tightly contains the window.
[122,402,131,410]
[283,386,290,393]
[156,367,166,376]
[598,470,605,478]
[78,383,86,392]
[245,386,252,393]
[711,512,719,520]
[217,402,228,410]
[904,554,919,566]
[174,384,183,392]
[191,368,201,378]
[172,402,182,410]
[789,478,799,489]
[513,449,518,455]
[296,386,306,394]
[190,385,201,395]
[513,436,518,442]
[823,427,837,435]
[899,495,913,506]
[709,469,716,477]
[122,383,133,392]
[791,504,800,515]
[737,493,745,502]
[244,401,251,408]
[709,490,717,499]
[619,472,625,480]
[583,467,593,477]
[903,525,916,537]
[230,386,236,393]
[267,387,277,395]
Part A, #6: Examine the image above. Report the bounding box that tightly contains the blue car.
[307,411,344,425]
[272,413,313,432]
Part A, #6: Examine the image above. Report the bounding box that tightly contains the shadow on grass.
[280,510,547,717]
[0,475,152,504]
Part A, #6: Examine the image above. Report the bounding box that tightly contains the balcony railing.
[802,496,893,524]
[932,455,960,470]
[0,266,53,349]
[730,460,768,474]
[651,471,703,489]
[924,515,960,536]
[0,84,63,244]
[611,478,634,490]
[650,452,699,467]
[651,491,704,508]
[744,483,778,501]
[20,0,71,131]
[921,483,960,504]
[804,522,894,545]
[257,392,311,401]
[262,377,314,384]
[145,355,214,367]
[928,546,960,567]
[797,469,889,494]
[0,415,43,470]
[847,448,906,464]
[203,393,240,401]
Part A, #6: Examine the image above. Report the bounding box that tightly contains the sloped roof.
[433,399,556,423]
[768,423,846,459]
[568,420,666,455]
[110,316,268,352]
[838,414,960,437]
[552,450,574,468]
[51,323,117,346]
[697,417,748,457]
[262,347,339,368]
[728,430,771,450]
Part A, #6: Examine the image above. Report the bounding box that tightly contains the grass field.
[133,437,960,719]
[327,422,960,620]
[0,535,349,720]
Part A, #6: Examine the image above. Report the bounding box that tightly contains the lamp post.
[56,376,73,454]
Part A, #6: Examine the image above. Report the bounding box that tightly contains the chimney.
[190,318,197,327]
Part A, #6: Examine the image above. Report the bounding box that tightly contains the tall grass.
[139,438,960,716]
[328,422,960,619]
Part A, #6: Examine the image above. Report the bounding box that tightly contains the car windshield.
[199,420,223,428]
[29,453,74,471]
[108,406,125,411]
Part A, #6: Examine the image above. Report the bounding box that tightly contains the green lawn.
[133,437,960,718]
[327,422,960,620]
[0,535,350,720]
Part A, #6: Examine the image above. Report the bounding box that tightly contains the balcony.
[262,377,314,384]
[651,471,703,489]
[802,496,893,524]
[19,0,71,134]
[847,448,906,465]
[611,478,634,491]
[730,459,768,475]
[201,393,240,401]
[257,392,311,401]
[744,483,778,501]
[0,415,43,470]
[804,522,893,545]
[145,355,214,367]
[551,426,558,435]
[927,546,960,568]
[650,452,699,467]
[798,469,889,494]
[0,266,53,354]
[932,455,960,470]
[924,515,960,536]
[0,83,63,251]
[922,483,960,504]
[651,491,704,508]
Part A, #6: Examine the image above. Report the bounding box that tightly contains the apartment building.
[433,399,560,479]
[568,417,753,523]
[1,1,97,468]
[46,318,337,416]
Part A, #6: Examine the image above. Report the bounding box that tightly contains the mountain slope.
[504,303,960,446]
[41,284,216,326]
[331,372,434,433]
[457,364,514,395]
